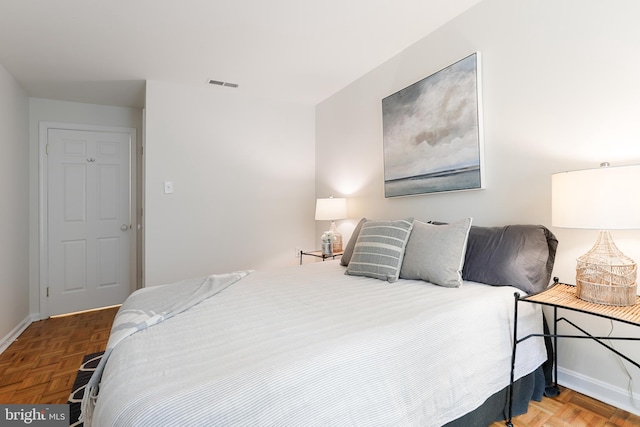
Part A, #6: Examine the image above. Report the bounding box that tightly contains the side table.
[299,250,344,265]
[507,279,640,426]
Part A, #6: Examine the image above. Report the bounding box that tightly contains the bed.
[82,219,558,427]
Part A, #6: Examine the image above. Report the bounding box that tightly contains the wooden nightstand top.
[525,283,640,326]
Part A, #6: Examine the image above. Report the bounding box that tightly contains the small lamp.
[552,163,640,306]
[315,196,347,254]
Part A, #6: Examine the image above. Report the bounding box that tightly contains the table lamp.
[315,196,347,254]
[551,163,640,306]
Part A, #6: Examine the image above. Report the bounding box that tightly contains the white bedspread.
[93,261,546,426]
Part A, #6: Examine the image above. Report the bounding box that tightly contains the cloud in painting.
[382,54,480,181]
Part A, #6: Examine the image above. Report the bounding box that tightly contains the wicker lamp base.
[575,231,637,306]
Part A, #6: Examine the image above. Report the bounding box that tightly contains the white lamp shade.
[552,164,640,230]
[315,197,347,221]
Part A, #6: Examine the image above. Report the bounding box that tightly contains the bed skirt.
[447,313,556,427]
[444,365,544,427]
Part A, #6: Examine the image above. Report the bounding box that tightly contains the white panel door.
[47,129,132,315]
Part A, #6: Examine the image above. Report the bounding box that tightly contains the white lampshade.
[315,197,347,221]
[551,163,640,306]
[552,164,640,230]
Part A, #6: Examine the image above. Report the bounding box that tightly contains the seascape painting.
[382,52,484,197]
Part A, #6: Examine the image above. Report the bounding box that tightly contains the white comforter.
[93,261,546,426]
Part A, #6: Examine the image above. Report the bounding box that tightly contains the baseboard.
[558,366,640,416]
[0,314,35,355]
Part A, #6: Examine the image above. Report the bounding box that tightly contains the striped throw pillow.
[345,218,414,282]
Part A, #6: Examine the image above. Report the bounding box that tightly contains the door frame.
[39,122,138,319]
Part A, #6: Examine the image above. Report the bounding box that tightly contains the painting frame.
[382,52,484,198]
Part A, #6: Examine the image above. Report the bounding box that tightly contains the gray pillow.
[345,218,414,282]
[399,218,472,288]
[340,217,367,266]
[462,224,558,294]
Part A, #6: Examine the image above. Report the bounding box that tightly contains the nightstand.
[506,279,640,426]
[299,250,344,265]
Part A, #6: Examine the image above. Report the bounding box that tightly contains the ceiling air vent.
[208,79,239,88]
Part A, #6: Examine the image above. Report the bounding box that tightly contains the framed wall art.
[382,52,484,198]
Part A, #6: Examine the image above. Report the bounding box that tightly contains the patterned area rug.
[67,351,104,427]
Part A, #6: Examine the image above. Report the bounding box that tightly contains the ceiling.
[0,0,482,108]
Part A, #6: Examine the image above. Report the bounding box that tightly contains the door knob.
[120,224,129,231]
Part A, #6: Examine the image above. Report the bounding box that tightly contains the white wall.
[0,64,29,342]
[28,98,143,317]
[316,0,640,414]
[144,81,316,286]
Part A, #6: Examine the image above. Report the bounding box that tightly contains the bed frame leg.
[506,292,520,427]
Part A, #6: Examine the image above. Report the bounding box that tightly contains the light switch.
[164,181,174,194]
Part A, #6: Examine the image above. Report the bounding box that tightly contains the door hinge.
[45,144,49,155]
[46,287,49,297]
[141,146,144,155]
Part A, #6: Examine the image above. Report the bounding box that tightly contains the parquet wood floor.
[1,306,639,427]
[490,387,640,427]
[0,306,117,404]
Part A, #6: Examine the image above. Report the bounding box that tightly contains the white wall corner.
[0,315,33,355]
[558,366,640,416]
